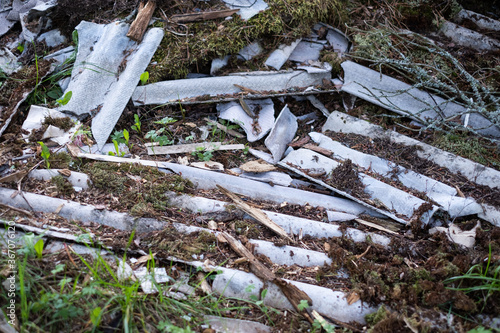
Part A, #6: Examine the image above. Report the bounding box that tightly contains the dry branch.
[127,1,157,42]
[217,185,294,242]
[170,9,239,23]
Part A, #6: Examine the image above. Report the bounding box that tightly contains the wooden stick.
[217,185,294,242]
[170,9,239,23]
[127,0,157,42]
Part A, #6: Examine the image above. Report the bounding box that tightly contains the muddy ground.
[1,0,500,332]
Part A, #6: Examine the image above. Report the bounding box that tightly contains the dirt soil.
[1,0,500,332]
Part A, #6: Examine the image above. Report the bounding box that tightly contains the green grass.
[1,231,288,332]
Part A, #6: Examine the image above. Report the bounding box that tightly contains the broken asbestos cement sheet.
[309,132,482,218]
[440,20,500,52]
[340,61,500,138]
[203,315,270,333]
[222,0,268,20]
[132,70,331,105]
[322,111,500,227]
[265,38,301,70]
[280,148,441,225]
[218,98,274,142]
[264,105,298,163]
[58,21,164,150]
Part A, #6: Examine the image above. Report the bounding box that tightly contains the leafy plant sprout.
[38,142,51,169]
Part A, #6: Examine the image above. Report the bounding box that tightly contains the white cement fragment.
[165,192,391,247]
[28,169,91,190]
[21,105,80,145]
[288,40,323,63]
[440,21,500,52]
[59,21,164,149]
[132,70,331,105]
[282,148,439,223]
[265,38,301,70]
[210,55,230,75]
[218,98,274,142]
[326,28,350,56]
[209,266,375,324]
[249,239,332,267]
[265,105,297,163]
[222,0,268,20]
[0,11,16,37]
[237,41,263,60]
[0,187,168,233]
[322,111,500,227]
[309,132,482,218]
[340,61,500,138]
[204,315,271,333]
[326,211,358,222]
[239,171,292,187]
[37,29,66,47]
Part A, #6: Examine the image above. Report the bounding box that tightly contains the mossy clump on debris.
[51,175,75,196]
[149,0,348,81]
[84,162,193,214]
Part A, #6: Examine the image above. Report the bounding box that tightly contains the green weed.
[38,142,51,169]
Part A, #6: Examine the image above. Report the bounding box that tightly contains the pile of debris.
[1,0,500,332]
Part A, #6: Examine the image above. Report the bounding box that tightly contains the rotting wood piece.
[170,9,239,23]
[127,0,157,42]
[221,232,314,323]
[216,185,294,242]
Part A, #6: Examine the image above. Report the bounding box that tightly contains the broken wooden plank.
[127,0,157,42]
[355,218,399,235]
[146,142,245,155]
[170,9,239,23]
[217,185,294,242]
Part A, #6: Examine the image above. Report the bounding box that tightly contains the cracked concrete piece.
[265,105,297,163]
[218,98,274,142]
[0,47,20,74]
[59,21,164,150]
[37,29,66,47]
[341,61,500,138]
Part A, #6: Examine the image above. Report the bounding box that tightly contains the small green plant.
[123,129,133,150]
[145,128,173,146]
[139,71,149,85]
[90,306,102,327]
[155,116,177,126]
[445,244,499,311]
[38,141,51,169]
[297,299,309,311]
[108,139,125,157]
[56,91,72,106]
[111,130,126,144]
[131,114,142,134]
[34,238,44,259]
[17,43,24,53]
[191,147,213,161]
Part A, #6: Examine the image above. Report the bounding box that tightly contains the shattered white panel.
[59,21,164,149]
[223,0,268,20]
[264,38,301,70]
[281,148,440,224]
[288,40,323,63]
[250,239,332,267]
[133,70,331,105]
[218,98,274,142]
[322,111,500,227]
[309,132,482,218]
[0,11,16,38]
[429,222,480,248]
[341,61,500,138]
[134,267,172,294]
[265,105,297,163]
[21,105,79,145]
[237,41,262,60]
